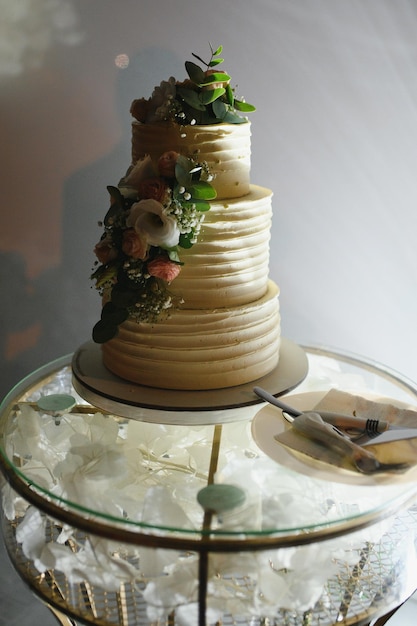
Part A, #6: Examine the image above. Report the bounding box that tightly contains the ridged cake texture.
[132,121,251,199]
[103,281,280,390]
[101,121,281,390]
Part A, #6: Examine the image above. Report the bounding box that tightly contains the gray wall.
[1,0,417,399]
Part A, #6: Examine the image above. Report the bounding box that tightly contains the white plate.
[251,391,417,485]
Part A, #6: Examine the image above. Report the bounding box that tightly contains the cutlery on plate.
[253,386,417,440]
[277,411,409,474]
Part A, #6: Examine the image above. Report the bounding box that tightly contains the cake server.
[253,386,417,441]
[273,411,410,474]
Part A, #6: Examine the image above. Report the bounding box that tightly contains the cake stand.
[1,343,417,626]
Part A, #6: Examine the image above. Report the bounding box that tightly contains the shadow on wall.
[0,47,182,401]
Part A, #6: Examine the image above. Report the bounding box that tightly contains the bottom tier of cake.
[102,280,281,390]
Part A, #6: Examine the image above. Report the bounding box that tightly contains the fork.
[253,387,410,474]
[286,411,410,475]
[254,387,393,439]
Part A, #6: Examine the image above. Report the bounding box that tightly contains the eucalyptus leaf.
[179,232,195,248]
[92,319,118,343]
[225,84,234,106]
[167,249,182,263]
[192,200,211,212]
[200,87,225,105]
[101,301,129,325]
[176,86,206,111]
[185,61,206,84]
[201,72,231,85]
[222,110,248,124]
[175,157,193,187]
[234,99,256,112]
[209,58,224,67]
[190,181,217,200]
[212,98,228,119]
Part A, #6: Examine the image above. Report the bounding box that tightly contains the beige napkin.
[275,389,417,471]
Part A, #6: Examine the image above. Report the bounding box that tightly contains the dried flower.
[138,177,169,203]
[94,236,118,264]
[121,228,148,260]
[158,151,180,178]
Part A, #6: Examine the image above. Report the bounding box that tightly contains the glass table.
[1,343,417,626]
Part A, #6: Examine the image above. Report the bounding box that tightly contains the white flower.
[127,199,180,249]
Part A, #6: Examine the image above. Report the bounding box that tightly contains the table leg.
[45,603,78,626]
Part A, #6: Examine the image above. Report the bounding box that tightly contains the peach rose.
[138,177,169,202]
[122,228,148,260]
[94,236,118,264]
[158,151,180,178]
[147,257,181,282]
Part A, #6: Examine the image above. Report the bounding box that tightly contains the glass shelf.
[1,345,417,625]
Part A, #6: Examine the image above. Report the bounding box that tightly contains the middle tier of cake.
[169,184,273,308]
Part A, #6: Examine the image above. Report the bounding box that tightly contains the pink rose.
[94,236,117,264]
[147,257,181,282]
[138,177,169,202]
[122,228,148,260]
[158,151,179,178]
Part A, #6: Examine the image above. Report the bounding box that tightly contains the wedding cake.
[91,46,280,390]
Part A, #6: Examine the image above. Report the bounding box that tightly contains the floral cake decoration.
[91,45,255,343]
[130,43,255,126]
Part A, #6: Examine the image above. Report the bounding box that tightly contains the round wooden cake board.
[71,338,308,425]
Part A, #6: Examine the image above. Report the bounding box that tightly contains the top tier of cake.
[131,121,251,200]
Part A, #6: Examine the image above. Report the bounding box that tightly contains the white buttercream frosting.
[132,121,251,199]
[170,185,273,308]
[102,281,280,390]
[100,119,281,390]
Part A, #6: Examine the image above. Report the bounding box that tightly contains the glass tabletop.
[1,344,417,551]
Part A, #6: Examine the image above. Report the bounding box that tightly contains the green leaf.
[167,249,182,263]
[212,99,228,119]
[179,232,195,248]
[176,86,206,111]
[92,319,118,343]
[190,181,217,200]
[225,84,234,106]
[200,87,225,105]
[104,185,125,226]
[212,44,223,56]
[185,61,206,84]
[101,301,129,325]
[222,110,247,124]
[175,156,193,187]
[209,58,224,67]
[234,99,256,112]
[201,72,231,85]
